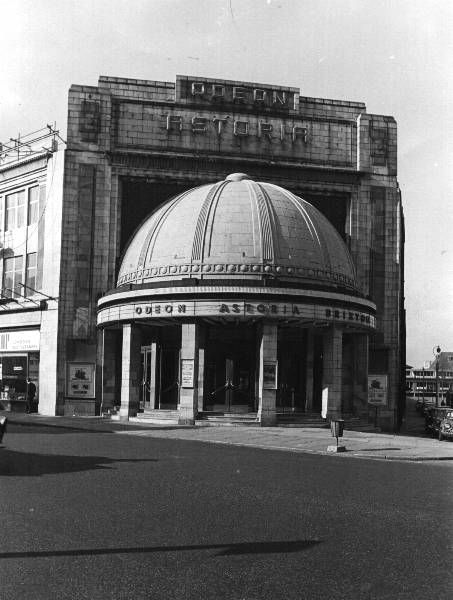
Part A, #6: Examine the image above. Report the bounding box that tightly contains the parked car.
[438,410,453,441]
[425,407,451,437]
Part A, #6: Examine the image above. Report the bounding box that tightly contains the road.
[0,421,452,600]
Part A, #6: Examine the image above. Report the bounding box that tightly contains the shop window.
[25,253,37,295]
[28,186,39,225]
[5,190,25,230]
[3,255,23,297]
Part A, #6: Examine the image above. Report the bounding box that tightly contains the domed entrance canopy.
[117,174,358,293]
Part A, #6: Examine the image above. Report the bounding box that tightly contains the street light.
[433,346,441,407]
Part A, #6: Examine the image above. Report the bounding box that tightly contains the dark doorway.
[138,326,180,410]
[277,329,307,413]
[158,347,180,409]
[312,335,324,412]
[204,324,257,413]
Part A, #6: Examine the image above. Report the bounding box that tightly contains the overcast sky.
[1,0,452,367]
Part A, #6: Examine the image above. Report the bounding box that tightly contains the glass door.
[140,346,153,410]
[204,325,256,413]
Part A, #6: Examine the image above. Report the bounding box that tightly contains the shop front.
[0,329,40,412]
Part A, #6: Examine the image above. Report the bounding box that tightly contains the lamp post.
[433,346,441,407]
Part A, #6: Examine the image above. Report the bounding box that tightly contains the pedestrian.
[26,378,37,413]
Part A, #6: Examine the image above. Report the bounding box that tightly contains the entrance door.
[158,348,179,409]
[204,326,256,413]
[277,332,306,413]
[140,346,153,410]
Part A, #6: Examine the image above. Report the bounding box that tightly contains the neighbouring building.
[406,352,453,404]
[0,74,405,430]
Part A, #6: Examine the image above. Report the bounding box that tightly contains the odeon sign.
[99,300,376,329]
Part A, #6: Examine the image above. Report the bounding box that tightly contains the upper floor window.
[28,186,39,225]
[5,190,25,230]
[3,255,23,298]
[25,252,37,295]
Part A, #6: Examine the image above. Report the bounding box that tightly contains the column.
[305,330,314,412]
[322,326,343,419]
[197,324,206,413]
[258,323,278,426]
[119,323,141,420]
[197,347,205,413]
[353,334,369,418]
[178,323,199,425]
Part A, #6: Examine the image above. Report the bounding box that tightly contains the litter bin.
[330,419,345,438]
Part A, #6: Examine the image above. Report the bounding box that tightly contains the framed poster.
[67,363,95,398]
[181,359,195,388]
[368,374,388,406]
[263,361,278,389]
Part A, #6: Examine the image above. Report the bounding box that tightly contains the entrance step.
[196,412,260,427]
[130,409,180,425]
[277,412,328,428]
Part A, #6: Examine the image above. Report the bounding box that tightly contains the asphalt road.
[0,422,452,600]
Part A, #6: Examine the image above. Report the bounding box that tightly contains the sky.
[1,0,452,367]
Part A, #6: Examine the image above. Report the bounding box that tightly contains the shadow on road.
[356,447,402,452]
[3,422,108,435]
[0,540,322,559]
[0,448,157,477]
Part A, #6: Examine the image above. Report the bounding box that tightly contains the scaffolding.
[0,124,65,167]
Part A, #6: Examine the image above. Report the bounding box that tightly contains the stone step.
[129,409,180,424]
[197,413,260,427]
[277,412,328,428]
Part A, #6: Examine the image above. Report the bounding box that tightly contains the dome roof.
[117,175,358,292]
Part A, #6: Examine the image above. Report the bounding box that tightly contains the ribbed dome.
[117,175,357,291]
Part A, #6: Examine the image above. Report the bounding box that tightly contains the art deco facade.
[0,74,405,430]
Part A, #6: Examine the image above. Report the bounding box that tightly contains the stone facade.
[0,143,64,414]
[0,74,404,430]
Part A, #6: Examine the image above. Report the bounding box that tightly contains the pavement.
[3,410,453,462]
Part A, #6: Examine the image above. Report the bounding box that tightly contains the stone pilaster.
[178,323,199,425]
[119,323,141,419]
[100,328,119,413]
[258,323,278,426]
[305,330,314,412]
[322,326,343,419]
[353,334,369,418]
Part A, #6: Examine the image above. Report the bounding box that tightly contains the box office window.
[6,190,25,230]
[28,186,39,225]
[3,255,23,298]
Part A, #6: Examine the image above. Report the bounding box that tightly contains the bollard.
[327,418,346,453]
[0,416,7,444]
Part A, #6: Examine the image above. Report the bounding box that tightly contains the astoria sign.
[97,299,376,330]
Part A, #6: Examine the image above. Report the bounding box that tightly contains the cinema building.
[0,74,405,430]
